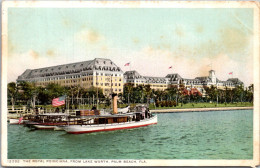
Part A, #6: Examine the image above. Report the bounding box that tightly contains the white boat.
[9,118,20,124]
[9,118,27,124]
[64,114,157,134]
[33,125,57,130]
[64,95,157,134]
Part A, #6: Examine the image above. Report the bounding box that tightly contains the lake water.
[8,109,253,159]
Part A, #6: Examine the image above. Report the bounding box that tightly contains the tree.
[37,83,66,105]
[166,85,178,102]
[245,84,253,103]
[17,81,34,106]
[7,82,18,110]
[178,84,186,105]
[30,82,40,108]
[124,83,134,105]
[233,85,244,103]
[204,85,217,102]
[144,84,152,105]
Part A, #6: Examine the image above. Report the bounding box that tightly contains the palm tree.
[124,83,134,105]
[30,82,39,108]
[144,84,152,105]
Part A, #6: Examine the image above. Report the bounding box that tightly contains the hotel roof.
[18,58,123,81]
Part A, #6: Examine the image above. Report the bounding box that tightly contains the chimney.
[112,93,118,114]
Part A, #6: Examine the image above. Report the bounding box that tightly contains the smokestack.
[112,93,118,114]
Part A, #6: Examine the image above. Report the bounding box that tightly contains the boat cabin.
[30,113,69,123]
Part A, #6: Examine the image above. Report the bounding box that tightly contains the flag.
[52,96,66,107]
[229,72,233,75]
[169,66,172,69]
[18,117,23,124]
[124,62,130,66]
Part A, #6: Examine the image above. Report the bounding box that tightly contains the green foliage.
[7,81,254,108]
[155,101,160,107]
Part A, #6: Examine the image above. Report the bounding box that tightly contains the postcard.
[1,1,260,167]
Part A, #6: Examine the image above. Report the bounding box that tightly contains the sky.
[7,8,254,86]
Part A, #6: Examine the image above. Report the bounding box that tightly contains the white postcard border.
[1,1,259,167]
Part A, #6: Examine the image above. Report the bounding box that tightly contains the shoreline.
[151,106,253,113]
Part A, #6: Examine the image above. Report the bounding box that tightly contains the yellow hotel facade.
[17,58,243,96]
[17,58,124,95]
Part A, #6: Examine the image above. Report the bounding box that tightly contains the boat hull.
[65,115,157,134]
[32,125,56,130]
[9,118,28,124]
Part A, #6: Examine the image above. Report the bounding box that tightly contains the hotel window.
[119,83,121,86]
[119,78,122,81]
[115,89,117,91]
[119,89,121,92]
[115,83,117,86]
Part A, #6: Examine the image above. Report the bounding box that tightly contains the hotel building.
[17,58,243,96]
[124,69,243,94]
[17,58,124,95]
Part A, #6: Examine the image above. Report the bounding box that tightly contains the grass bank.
[148,102,253,110]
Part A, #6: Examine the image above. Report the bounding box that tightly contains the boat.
[9,116,29,124]
[9,118,24,124]
[64,94,157,134]
[24,113,69,130]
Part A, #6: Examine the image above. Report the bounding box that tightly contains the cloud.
[76,29,104,44]
[218,26,250,53]
[174,25,185,37]
[195,25,204,34]
[29,50,40,59]
[46,49,55,57]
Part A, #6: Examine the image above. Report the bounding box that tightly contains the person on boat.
[55,107,60,113]
[145,109,148,118]
[91,106,97,110]
[147,108,151,118]
[35,107,39,115]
